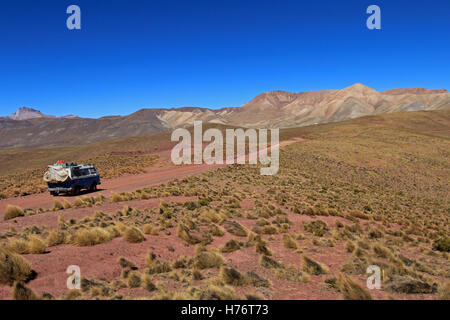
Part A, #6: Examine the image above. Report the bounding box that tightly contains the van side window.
[72,168,81,177]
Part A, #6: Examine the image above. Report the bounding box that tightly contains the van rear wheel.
[71,186,80,196]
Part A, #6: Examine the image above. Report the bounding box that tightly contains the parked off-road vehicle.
[43,162,101,196]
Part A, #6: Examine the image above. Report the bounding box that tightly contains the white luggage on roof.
[43,165,70,183]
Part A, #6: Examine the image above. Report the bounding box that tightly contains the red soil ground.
[7,137,415,300]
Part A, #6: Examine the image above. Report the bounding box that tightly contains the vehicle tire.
[89,183,97,192]
[50,191,57,196]
[71,186,80,196]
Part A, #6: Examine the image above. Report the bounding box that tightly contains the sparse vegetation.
[0,248,34,285]
[4,205,24,220]
[0,110,448,300]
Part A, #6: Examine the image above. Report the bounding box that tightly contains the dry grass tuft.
[111,193,123,203]
[11,281,37,300]
[118,257,136,269]
[337,273,372,300]
[219,267,247,286]
[46,230,68,247]
[438,281,450,300]
[192,284,238,300]
[143,224,159,235]
[302,256,329,275]
[194,248,225,269]
[72,227,111,246]
[0,248,33,285]
[63,200,72,209]
[221,220,248,237]
[282,234,298,249]
[141,274,156,291]
[259,255,283,269]
[52,200,64,211]
[145,250,172,274]
[127,272,142,288]
[28,235,46,254]
[4,205,24,220]
[123,227,145,243]
[220,239,241,253]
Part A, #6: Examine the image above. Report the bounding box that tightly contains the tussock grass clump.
[145,250,172,274]
[111,193,123,203]
[63,200,72,209]
[194,248,225,269]
[282,234,298,249]
[64,290,82,300]
[173,255,194,269]
[192,269,203,280]
[52,200,64,211]
[345,241,356,253]
[220,239,241,253]
[191,284,238,300]
[245,271,271,288]
[142,274,156,291]
[219,267,247,286]
[177,222,205,245]
[127,272,141,288]
[118,257,136,269]
[221,220,248,237]
[72,227,111,246]
[337,273,372,300]
[259,255,283,269]
[387,275,436,294]
[12,281,37,300]
[210,224,225,237]
[302,256,329,275]
[303,220,328,237]
[73,198,84,208]
[27,235,46,254]
[7,238,29,254]
[143,224,159,235]
[46,230,68,246]
[4,205,24,220]
[373,244,393,259]
[438,282,450,300]
[275,265,310,283]
[253,224,278,235]
[255,239,272,256]
[433,237,450,252]
[0,248,33,285]
[245,292,266,300]
[123,227,145,243]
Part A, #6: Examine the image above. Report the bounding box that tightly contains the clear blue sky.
[0,0,449,118]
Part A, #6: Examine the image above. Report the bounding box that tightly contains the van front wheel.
[89,183,97,192]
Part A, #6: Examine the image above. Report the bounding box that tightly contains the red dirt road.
[0,163,225,215]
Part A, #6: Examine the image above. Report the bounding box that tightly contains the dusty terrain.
[0,111,449,300]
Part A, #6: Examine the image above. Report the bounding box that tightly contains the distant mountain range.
[6,107,77,121]
[1,83,449,149]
